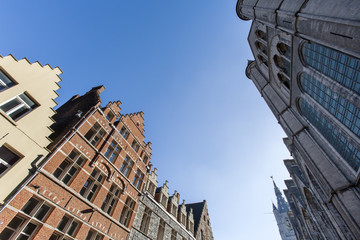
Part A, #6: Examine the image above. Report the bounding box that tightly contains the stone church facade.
[236,0,360,239]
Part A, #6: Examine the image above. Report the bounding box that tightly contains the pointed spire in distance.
[271,176,289,214]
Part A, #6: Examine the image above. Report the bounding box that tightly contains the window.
[255,29,266,40]
[200,230,204,240]
[301,42,360,94]
[147,181,156,195]
[0,93,37,121]
[131,140,140,153]
[273,55,290,75]
[299,98,360,171]
[80,169,105,202]
[257,54,268,67]
[0,69,15,91]
[86,229,104,240]
[0,197,52,240]
[171,229,177,240]
[157,219,165,240]
[53,150,85,185]
[143,155,149,164]
[120,127,129,140]
[106,111,115,121]
[0,145,21,176]
[101,184,121,215]
[300,73,360,138]
[50,215,81,239]
[180,213,186,225]
[139,207,152,234]
[277,42,290,59]
[132,169,144,190]
[104,140,121,163]
[85,122,106,147]
[160,195,167,208]
[255,41,267,55]
[120,156,134,177]
[119,197,135,227]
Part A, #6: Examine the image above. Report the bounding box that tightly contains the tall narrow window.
[53,150,85,185]
[0,93,37,121]
[132,169,144,190]
[106,111,115,122]
[139,207,152,234]
[85,122,106,147]
[0,197,52,240]
[131,140,140,153]
[120,156,134,178]
[50,215,81,239]
[299,98,360,171]
[0,69,15,91]
[104,140,121,163]
[120,127,130,140]
[80,169,105,202]
[171,229,177,240]
[86,229,104,240]
[119,197,135,227]
[300,73,360,137]
[302,42,360,94]
[157,219,165,240]
[101,184,121,215]
[0,145,21,176]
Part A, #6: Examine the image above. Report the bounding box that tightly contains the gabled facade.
[236,0,360,239]
[0,86,152,240]
[0,85,214,240]
[129,170,214,240]
[0,54,61,204]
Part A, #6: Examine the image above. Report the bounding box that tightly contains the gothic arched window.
[301,42,360,94]
[255,29,266,40]
[277,42,290,59]
[300,73,360,137]
[298,98,360,171]
[255,41,267,55]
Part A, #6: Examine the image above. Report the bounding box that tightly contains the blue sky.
[2,1,291,239]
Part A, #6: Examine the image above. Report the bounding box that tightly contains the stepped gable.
[185,201,205,235]
[48,86,104,150]
[0,54,63,77]
[120,111,151,153]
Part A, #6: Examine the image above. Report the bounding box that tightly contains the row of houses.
[0,54,214,240]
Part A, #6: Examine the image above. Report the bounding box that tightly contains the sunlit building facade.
[0,54,61,204]
[237,0,360,239]
[0,85,214,240]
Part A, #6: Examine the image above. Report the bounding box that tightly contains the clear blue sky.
[2,1,291,239]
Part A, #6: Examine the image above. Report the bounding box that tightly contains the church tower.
[272,178,297,240]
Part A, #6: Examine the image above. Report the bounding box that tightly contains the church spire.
[271,176,289,213]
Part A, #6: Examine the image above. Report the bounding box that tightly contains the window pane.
[34,204,51,221]
[0,98,21,112]
[21,198,40,215]
[18,93,36,109]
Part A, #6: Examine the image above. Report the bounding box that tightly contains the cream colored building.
[0,54,61,204]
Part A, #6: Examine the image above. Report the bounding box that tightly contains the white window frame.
[0,92,37,121]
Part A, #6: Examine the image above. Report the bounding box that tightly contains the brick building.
[0,85,214,240]
[236,0,360,239]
